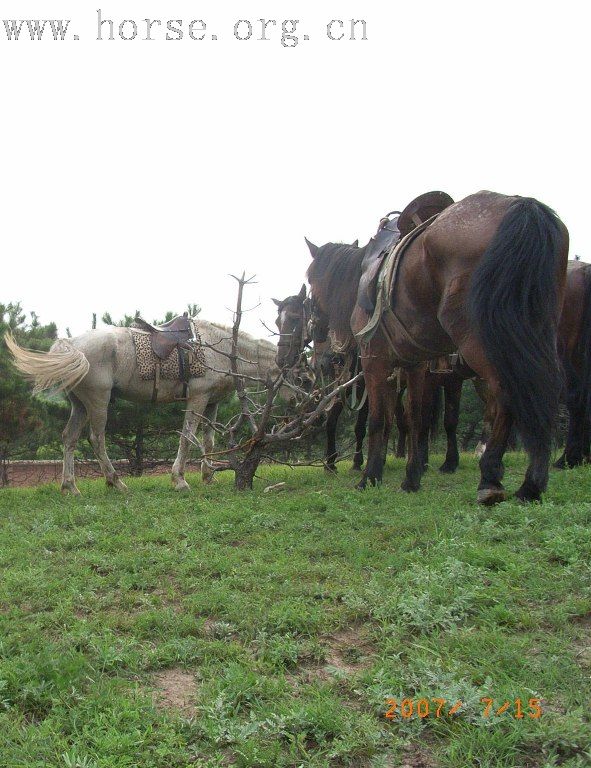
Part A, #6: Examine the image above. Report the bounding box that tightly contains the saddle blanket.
[131,327,206,381]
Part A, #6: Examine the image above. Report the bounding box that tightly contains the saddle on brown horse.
[357,191,455,313]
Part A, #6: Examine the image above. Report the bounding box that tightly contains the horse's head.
[305,236,363,355]
[272,283,310,369]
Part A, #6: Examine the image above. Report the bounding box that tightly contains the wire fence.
[2,459,203,488]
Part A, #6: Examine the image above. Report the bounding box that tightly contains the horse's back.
[423,191,519,264]
[560,261,591,356]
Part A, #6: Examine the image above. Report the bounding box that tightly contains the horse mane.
[306,242,366,343]
[195,318,277,375]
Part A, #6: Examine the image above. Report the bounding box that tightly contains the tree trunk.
[234,449,262,490]
[0,454,9,487]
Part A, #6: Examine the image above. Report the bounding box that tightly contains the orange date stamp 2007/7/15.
[384,697,543,720]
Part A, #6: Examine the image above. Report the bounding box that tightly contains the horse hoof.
[61,482,81,496]
[108,478,129,493]
[401,479,420,492]
[324,465,338,475]
[514,485,541,503]
[356,479,366,491]
[439,463,458,474]
[477,487,507,506]
[173,479,191,492]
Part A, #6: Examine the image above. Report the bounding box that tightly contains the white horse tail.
[4,333,90,394]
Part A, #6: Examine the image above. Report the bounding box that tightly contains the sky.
[1,0,588,340]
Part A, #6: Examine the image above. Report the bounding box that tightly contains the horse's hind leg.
[477,400,512,505]
[562,375,586,468]
[87,394,128,492]
[61,394,88,495]
[515,439,552,502]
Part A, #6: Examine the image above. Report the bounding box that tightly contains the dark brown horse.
[307,191,569,504]
[554,260,591,468]
[274,288,369,471]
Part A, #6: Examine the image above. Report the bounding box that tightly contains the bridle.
[307,295,329,346]
[277,294,312,368]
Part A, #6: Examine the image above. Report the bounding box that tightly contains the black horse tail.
[577,266,591,425]
[468,197,566,454]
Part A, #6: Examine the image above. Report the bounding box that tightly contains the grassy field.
[0,454,590,768]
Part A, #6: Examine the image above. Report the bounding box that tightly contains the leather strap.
[355,213,442,363]
[152,360,161,403]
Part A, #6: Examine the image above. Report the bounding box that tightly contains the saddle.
[133,312,195,360]
[357,191,455,313]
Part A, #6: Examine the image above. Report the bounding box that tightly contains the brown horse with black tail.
[554,260,591,468]
[307,191,569,504]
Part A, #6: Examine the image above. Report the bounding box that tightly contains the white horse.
[6,319,279,494]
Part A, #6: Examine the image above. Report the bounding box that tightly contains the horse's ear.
[272,298,282,307]
[298,284,307,300]
[305,237,319,259]
[352,239,359,247]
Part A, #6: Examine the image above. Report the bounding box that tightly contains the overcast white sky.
[1,0,588,339]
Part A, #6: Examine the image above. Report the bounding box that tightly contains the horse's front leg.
[172,393,207,491]
[357,372,387,489]
[401,366,426,492]
[382,389,396,467]
[325,399,343,472]
[439,375,462,473]
[352,396,369,470]
[394,389,407,458]
[417,373,435,472]
[87,393,128,492]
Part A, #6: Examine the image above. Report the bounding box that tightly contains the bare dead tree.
[189,273,363,490]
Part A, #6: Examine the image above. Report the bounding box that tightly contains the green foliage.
[0,303,59,480]
[0,455,589,766]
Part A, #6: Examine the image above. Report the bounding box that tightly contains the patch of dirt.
[324,627,376,674]
[289,626,376,687]
[569,611,591,670]
[330,745,437,768]
[152,668,196,714]
[571,611,591,628]
[398,742,438,768]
